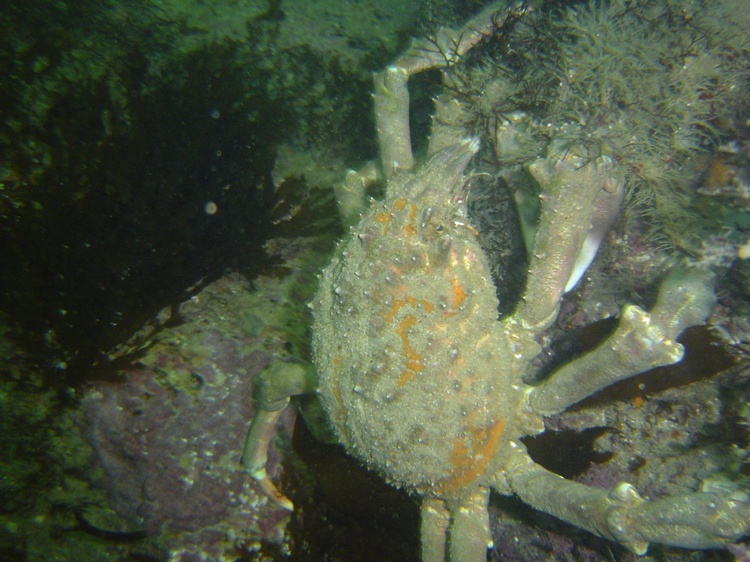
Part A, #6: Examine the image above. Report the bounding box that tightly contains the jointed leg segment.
[241,360,315,510]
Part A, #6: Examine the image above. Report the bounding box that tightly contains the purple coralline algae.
[79,273,297,559]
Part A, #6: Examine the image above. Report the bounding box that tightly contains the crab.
[242,4,750,560]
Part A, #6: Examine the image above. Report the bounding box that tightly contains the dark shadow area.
[1,43,286,386]
[286,412,421,562]
[571,325,736,408]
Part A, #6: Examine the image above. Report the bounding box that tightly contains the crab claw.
[242,401,294,511]
[242,359,316,510]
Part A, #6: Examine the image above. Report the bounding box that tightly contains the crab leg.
[514,150,624,332]
[507,449,750,554]
[421,488,493,562]
[242,400,294,511]
[448,487,492,562]
[392,3,527,77]
[242,360,315,510]
[421,497,450,562]
[373,3,527,180]
[374,66,414,177]
[528,267,716,416]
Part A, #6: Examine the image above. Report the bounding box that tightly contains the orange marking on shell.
[450,278,467,309]
[435,417,506,494]
[385,299,406,322]
[405,355,425,372]
[397,370,412,387]
[391,199,417,237]
[375,211,392,225]
[405,295,435,313]
[386,295,435,323]
[396,315,418,352]
[395,314,424,388]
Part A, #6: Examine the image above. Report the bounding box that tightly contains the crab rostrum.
[243,4,750,560]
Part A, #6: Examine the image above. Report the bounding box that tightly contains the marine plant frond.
[264,175,341,239]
